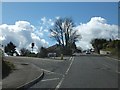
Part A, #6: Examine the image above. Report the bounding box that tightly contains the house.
[100,50,111,55]
[46,44,61,57]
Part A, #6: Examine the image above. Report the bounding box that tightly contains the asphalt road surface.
[59,56,118,88]
[4,55,119,89]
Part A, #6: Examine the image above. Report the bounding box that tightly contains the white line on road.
[55,75,65,90]
[55,57,74,90]
[41,78,59,82]
[41,69,64,76]
[69,57,72,61]
[65,57,74,75]
[41,69,54,73]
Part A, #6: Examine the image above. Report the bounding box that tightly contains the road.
[59,56,118,88]
[4,55,119,89]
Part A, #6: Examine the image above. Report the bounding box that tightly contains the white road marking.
[41,69,54,73]
[41,78,59,82]
[41,68,64,76]
[55,75,65,90]
[69,57,72,61]
[65,57,74,75]
[55,57,74,90]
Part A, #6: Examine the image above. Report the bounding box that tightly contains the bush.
[38,47,48,58]
[111,48,120,59]
[28,52,37,57]
[63,48,72,55]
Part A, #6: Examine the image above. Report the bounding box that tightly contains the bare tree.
[20,48,30,56]
[50,17,81,49]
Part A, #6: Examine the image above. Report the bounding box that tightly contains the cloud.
[55,16,60,20]
[1,17,118,53]
[41,17,47,24]
[39,17,118,50]
[75,17,118,50]
[36,17,55,38]
[0,21,49,54]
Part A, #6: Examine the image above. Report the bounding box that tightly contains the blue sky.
[2,2,118,25]
[1,2,118,51]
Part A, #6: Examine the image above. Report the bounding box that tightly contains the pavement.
[2,61,44,90]
[4,56,71,89]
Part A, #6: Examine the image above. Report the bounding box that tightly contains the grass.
[2,60,15,79]
[102,48,120,60]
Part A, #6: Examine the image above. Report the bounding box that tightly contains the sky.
[0,2,118,53]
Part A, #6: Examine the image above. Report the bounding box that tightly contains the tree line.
[91,38,120,57]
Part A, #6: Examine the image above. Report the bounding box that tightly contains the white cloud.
[55,16,60,20]
[40,17,55,27]
[41,17,47,24]
[0,21,49,54]
[1,17,118,53]
[44,29,49,32]
[48,18,54,26]
[75,17,118,50]
[36,17,55,38]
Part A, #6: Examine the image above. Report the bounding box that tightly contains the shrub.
[38,47,48,58]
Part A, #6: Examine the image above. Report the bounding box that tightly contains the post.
[61,54,63,60]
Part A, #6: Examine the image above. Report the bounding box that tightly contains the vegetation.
[37,47,48,58]
[20,48,37,57]
[3,17,81,57]
[4,42,18,56]
[50,17,81,55]
[20,48,31,56]
[91,38,120,59]
[91,38,108,54]
[2,60,15,79]
[28,52,37,57]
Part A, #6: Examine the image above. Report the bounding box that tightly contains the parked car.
[86,51,91,54]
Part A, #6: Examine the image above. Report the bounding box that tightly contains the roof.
[47,44,61,53]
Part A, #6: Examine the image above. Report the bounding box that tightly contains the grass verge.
[102,48,120,60]
[2,60,15,79]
